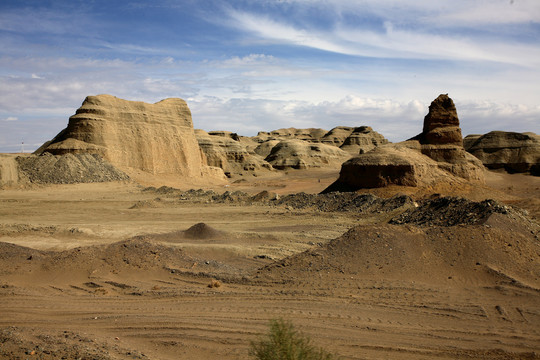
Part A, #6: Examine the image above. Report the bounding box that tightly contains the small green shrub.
[249,318,338,360]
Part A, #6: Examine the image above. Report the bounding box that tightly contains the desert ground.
[1,168,539,360]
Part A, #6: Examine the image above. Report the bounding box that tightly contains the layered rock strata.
[464,131,540,175]
[265,139,351,170]
[339,126,389,154]
[38,95,215,179]
[196,131,272,177]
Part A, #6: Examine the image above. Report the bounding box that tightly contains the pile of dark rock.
[390,196,516,226]
[17,153,129,184]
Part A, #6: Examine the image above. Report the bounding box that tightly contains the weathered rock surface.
[324,144,456,190]
[265,139,351,170]
[253,126,388,152]
[255,128,328,143]
[38,95,215,179]
[253,140,281,158]
[415,94,463,146]
[198,125,387,175]
[464,131,540,175]
[325,94,485,191]
[339,126,389,154]
[320,126,355,146]
[246,126,388,170]
[207,130,240,141]
[196,131,272,177]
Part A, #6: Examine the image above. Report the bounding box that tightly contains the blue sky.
[1,0,539,152]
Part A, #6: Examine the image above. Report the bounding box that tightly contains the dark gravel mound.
[212,190,251,203]
[390,196,521,226]
[17,153,129,184]
[275,192,414,213]
[184,223,223,239]
[141,187,414,213]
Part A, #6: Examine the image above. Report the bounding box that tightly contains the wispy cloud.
[275,0,540,27]
[226,8,540,66]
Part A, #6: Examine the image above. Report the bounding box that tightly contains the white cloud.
[278,0,540,26]
[4,116,18,121]
[458,100,540,136]
[426,0,540,26]
[227,9,540,67]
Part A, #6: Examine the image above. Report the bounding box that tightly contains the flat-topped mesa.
[39,95,208,178]
[414,94,463,146]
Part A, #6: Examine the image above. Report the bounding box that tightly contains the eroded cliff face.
[465,131,540,175]
[39,95,210,178]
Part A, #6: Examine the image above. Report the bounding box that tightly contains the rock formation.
[265,139,351,170]
[413,94,463,146]
[330,146,446,189]
[253,140,281,158]
[37,95,220,180]
[196,126,388,176]
[320,126,355,146]
[464,131,540,175]
[253,127,389,153]
[196,131,272,177]
[325,94,485,191]
[339,126,389,154]
[255,128,328,143]
[207,131,240,141]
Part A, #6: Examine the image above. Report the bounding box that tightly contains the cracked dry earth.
[0,169,539,360]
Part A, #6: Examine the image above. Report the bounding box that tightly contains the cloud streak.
[226,8,540,66]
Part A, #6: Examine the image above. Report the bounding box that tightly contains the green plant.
[249,318,338,360]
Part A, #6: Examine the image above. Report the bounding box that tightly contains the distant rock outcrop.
[38,95,219,180]
[320,126,355,147]
[252,127,389,154]
[325,94,485,191]
[255,128,328,143]
[197,125,388,176]
[464,131,540,175]
[265,139,351,170]
[196,131,272,177]
[339,126,389,154]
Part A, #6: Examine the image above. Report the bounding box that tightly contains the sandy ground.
[0,168,539,359]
